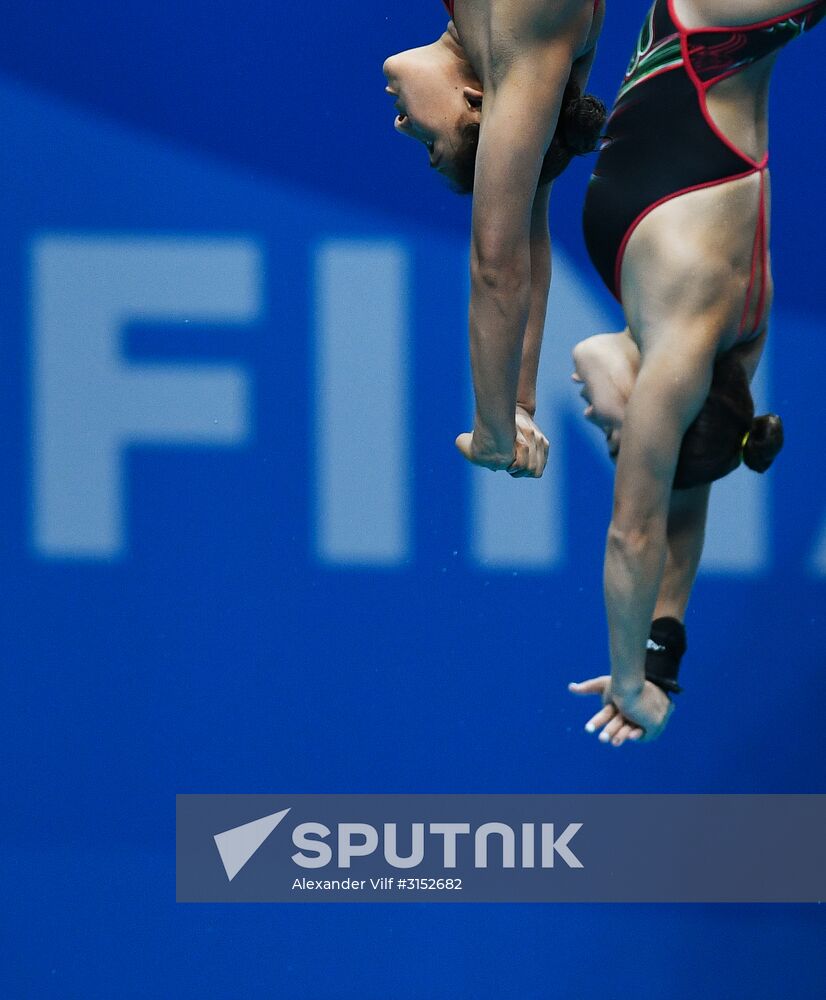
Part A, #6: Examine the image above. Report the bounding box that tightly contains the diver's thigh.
[619,172,765,347]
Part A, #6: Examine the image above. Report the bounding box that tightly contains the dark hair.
[673,352,784,490]
[447,80,606,195]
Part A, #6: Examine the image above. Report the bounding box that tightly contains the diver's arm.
[465,48,573,464]
[516,30,600,418]
[569,7,601,90]
[654,484,712,621]
[604,341,714,723]
[517,183,553,416]
[652,325,765,616]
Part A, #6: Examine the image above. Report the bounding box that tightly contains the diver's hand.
[454,429,515,471]
[455,407,548,477]
[511,406,549,478]
[568,676,673,745]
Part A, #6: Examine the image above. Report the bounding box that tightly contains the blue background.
[2,2,825,997]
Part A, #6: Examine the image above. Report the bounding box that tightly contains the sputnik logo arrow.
[213,808,291,881]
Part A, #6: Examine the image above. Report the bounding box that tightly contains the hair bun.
[538,82,608,185]
[743,413,784,473]
[559,92,607,155]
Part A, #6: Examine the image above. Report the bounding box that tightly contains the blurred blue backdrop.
[2,2,825,998]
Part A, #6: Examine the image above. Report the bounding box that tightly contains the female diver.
[383,1,605,478]
[568,0,822,745]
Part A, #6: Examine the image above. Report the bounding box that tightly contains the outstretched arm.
[459,45,575,471]
[516,183,553,418]
[516,35,600,418]
[654,483,712,622]
[640,332,765,634]
[603,337,716,735]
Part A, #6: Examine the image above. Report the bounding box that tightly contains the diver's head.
[383,37,606,193]
[572,336,784,486]
[382,31,483,186]
[673,352,784,489]
[447,80,607,195]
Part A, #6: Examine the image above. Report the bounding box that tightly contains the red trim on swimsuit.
[583,0,824,339]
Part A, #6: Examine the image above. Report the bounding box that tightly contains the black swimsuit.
[582,0,825,336]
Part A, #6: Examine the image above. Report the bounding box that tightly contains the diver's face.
[571,334,638,460]
[383,42,480,177]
